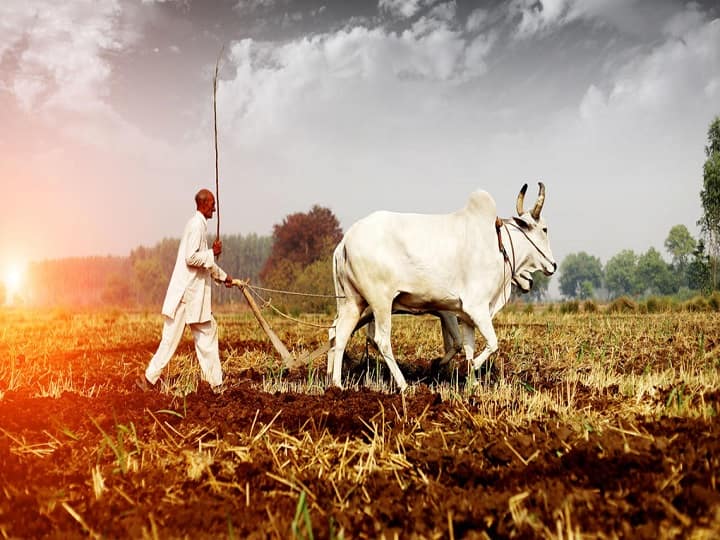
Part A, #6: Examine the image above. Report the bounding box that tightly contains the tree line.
[20,208,340,311]
[24,234,272,308]
[557,224,713,300]
[557,116,720,300]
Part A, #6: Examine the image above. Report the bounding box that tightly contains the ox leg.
[366,318,379,357]
[330,303,362,388]
[438,312,462,366]
[460,320,475,363]
[327,320,337,382]
[371,308,407,392]
[432,312,463,378]
[465,309,498,374]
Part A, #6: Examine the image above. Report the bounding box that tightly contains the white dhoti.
[145,300,223,387]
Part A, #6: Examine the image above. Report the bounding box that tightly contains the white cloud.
[509,0,691,40]
[222,16,495,139]
[0,0,136,112]
[235,0,276,11]
[578,84,605,121]
[662,2,705,38]
[427,2,457,23]
[212,15,502,234]
[378,0,457,23]
[579,10,720,119]
[466,8,488,33]
[379,0,427,19]
[512,0,571,38]
[462,31,497,78]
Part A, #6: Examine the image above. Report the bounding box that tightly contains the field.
[1,306,719,539]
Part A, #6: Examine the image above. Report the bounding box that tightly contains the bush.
[607,296,638,313]
[709,291,720,312]
[559,300,580,314]
[287,256,336,314]
[684,296,711,312]
[583,300,598,313]
[644,296,674,313]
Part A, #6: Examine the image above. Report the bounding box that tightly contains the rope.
[501,223,517,306]
[249,284,345,299]
[237,281,337,329]
[505,221,554,266]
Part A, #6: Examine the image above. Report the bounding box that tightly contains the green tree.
[558,252,603,299]
[699,116,720,289]
[129,239,179,306]
[290,256,336,313]
[664,224,696,287]
[636,248,677,295]
[664,225,696,268]
[132,257,167,306]
[213,233,273,305]
[578,280,595,300]
[604,249,642,299]
[688,240,712,293]
[101,273,133,306]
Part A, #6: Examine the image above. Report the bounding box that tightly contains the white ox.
[328,183,556,391]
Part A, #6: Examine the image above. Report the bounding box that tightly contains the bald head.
[195,189,216,219]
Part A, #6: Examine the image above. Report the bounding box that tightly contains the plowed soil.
[1,311,720,538]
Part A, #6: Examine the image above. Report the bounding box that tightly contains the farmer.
[138,188,233,393]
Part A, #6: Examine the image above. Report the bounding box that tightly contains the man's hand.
[224,275,234,288]
[212,239,222,257]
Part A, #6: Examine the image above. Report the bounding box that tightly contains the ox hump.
[462,190,497,221]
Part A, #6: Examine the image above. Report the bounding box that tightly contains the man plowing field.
[138,189,234,394]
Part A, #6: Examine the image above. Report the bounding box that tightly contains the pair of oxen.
[327,183,556,392]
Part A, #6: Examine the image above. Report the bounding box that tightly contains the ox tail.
[332,240,348,303]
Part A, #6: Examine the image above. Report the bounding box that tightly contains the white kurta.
[145,211,227,387]
[161,211,227,323]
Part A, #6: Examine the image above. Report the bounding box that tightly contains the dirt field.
[1,307,719,538]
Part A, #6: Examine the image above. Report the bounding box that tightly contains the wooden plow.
[230,279,332,369]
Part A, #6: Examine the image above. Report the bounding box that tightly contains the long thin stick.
[213,46,224,242]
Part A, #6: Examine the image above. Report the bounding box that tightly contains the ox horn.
[531,181,545,220]
[516,183,528,216]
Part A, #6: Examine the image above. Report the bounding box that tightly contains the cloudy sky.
[1,0,719,276]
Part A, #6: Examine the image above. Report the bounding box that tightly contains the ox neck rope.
[495,219,517,306]
[505,221,555,267]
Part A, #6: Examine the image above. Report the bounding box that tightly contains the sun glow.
[3,263,25,304]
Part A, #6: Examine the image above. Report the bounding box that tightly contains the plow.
[230,278,333,370]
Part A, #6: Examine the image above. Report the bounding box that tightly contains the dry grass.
[1,306,719,537]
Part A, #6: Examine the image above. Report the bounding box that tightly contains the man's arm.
[184,220,214,268]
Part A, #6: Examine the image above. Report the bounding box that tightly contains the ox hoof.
[430,357,443,377]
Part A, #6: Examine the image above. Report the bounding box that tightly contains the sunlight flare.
[3,262,25,304]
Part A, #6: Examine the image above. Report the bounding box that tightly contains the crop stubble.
[0,308,719,538]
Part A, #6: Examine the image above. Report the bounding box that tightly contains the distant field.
[1,307,719,538]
